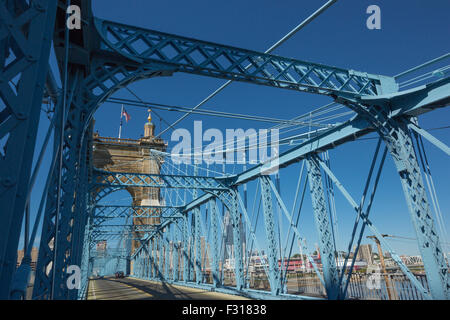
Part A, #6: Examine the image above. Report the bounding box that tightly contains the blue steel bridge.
[1,0,449,300]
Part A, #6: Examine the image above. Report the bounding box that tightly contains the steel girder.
[93,205,183,225]
[92,224,160,233]
[158,234,164,280]
[134,253,141,278]
[33,101,93,300]
[148,249,152,279]
[191,166,202,284]
[26,0,447,301]
[94,204,183,218]
[188,215,195,282]
[347,101,449,299]
[0,0,57,299]
[173,223,180,282]
[92,169,229,190]
[153,237,158,279]
[141,252,145,279]
[150,243,155,278]
[229,188,245,290]
[67,132,91,300]
[164,227,170,280]
[129,76,450,297]
[94,19,394,98]
[193,187,202,284]
[232,77,450,186]
[306,156,340,300]
[31,1,395,299]
[182,213,189,282]
[33,71,84,299]
[145,251,151,279]
[149,238,155,279]
[169,223,175,281]
[209,198,220,287]
[260,176,281,295]
[79,215,93,299]
[34,48,178,298]
[133,189,239,286]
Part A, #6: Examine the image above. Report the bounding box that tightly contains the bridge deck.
[87,277,250,300]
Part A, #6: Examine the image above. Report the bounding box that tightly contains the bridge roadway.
[87,277,250,300]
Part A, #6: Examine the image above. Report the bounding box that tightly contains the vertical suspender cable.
[156,0,338,138]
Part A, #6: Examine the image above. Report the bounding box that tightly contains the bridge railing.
[240,270,432,300]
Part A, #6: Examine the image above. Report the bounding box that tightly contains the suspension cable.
[156,0,339,138]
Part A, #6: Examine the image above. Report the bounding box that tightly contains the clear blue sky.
[27,0,450,259]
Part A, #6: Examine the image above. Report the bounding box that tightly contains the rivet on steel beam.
[2,177,15,187]
[16,112,27,120]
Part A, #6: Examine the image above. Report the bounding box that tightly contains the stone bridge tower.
[92,115,167,263]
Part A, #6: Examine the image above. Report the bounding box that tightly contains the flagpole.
[119,104,123,139]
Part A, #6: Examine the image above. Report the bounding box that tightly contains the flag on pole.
[119,104,130,139]
[121,108,131,122]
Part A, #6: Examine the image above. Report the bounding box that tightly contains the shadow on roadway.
[101,277,207,300]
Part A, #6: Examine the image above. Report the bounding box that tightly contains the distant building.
[16,247,39,270]
[355,244,374,265]
[400,255,423,265]
[200,236,210,271]
[97,240,107,252]
[223,210,246,261]
[336,259,367,270]
[278,258,312,272]
[247,254,268,273]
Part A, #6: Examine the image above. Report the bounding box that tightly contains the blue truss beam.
[94,19,395,98]
[306,156,339,299]
[132,76,450,287]
[209,199,220,287]
[92,224,161,232]
[92,169,229,190]
[135,77,450,273]
[173,223,180,282]
[24,0,448,300]
[33,75,89,300]
[343,103,449,299]
[408,122,450,156]
[182,213,189,282]
[163,228,170,280]
[260,176,281,295]
[0,0,57,299]
[313,152,432,299]
[188,215,195,282]
[158,234,164,280]
[229,188,245,291]
[193,202,202,284]
[93,205,183,226]
[264,176,325,287]
[231,77,450,185]
[150,238,155,279]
